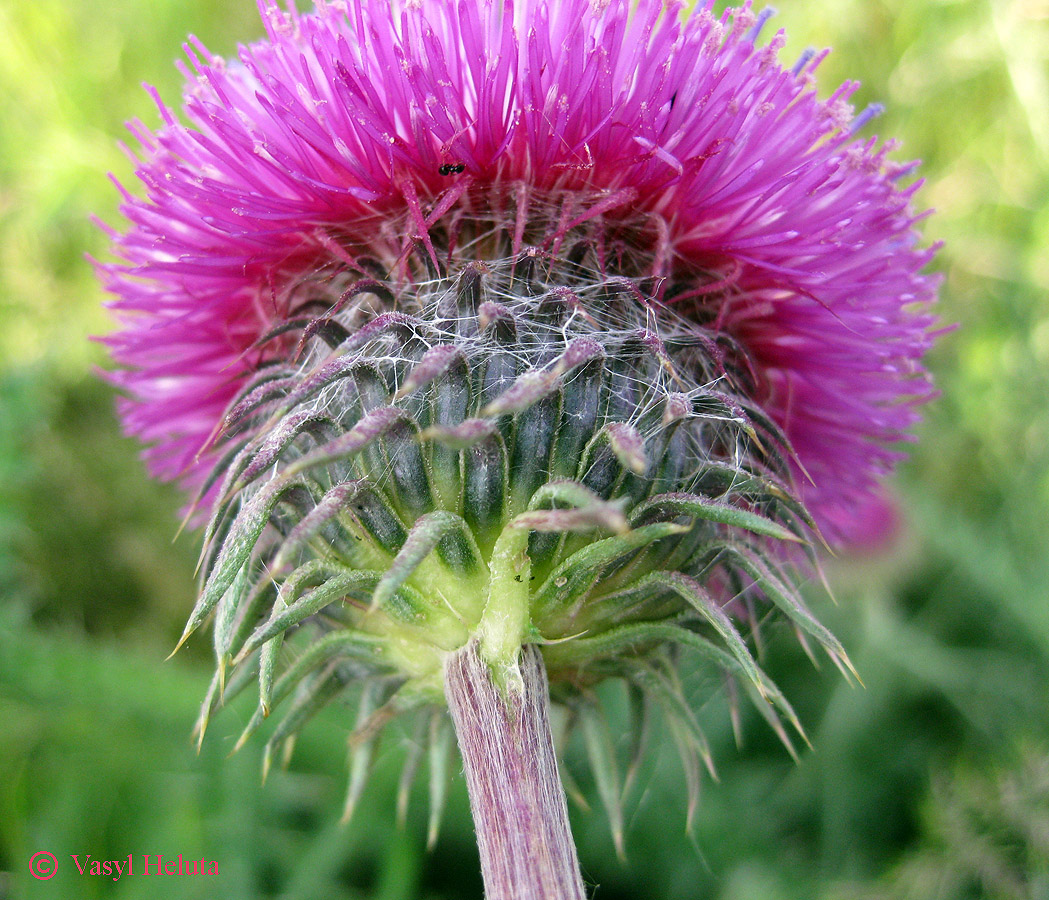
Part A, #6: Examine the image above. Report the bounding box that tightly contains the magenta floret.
[98,0,939,542]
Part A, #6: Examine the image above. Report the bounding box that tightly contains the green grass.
[1,0,1047,897]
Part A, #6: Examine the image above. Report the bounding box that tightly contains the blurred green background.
[1,0,1047,897]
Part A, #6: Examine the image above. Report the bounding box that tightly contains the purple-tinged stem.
[445,639,587,900]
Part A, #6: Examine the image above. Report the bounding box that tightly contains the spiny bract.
[186,198,838,833]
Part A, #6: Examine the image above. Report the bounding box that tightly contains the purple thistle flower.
[98,0,938,543]
[96,2,942,889]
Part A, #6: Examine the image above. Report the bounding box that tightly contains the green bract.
[184,208,848,835]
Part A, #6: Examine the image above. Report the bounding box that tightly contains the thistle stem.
[445,639,587,900]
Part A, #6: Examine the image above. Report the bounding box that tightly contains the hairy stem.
[445,639,587,900]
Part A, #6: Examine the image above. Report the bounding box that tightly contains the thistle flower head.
[100,0,938,539]
[97,0,939,834]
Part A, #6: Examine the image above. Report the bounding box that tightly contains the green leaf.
[238,569,391,661]
[342,483,409,559]
[622,682,652,800]
[258,632,284,718]
[690,463,821,537]
[261,667,349,780]
[342,684,382,826]
[542,618,798,742]
[175,477,318,656]
[628,661,715,830]
[507,394,561,518]
[276,558,349,606]
[372,511,483,612]
[630,571,769,702]
[235,630,389,752]
[527,480,629,527]
[270,480,367,575]
[533,523,688,616]
[212,558,253,668]
[581,703,626,859]
[630,492,804,543]
[718,546,857,681]
[427,714,454,850]
[194,657,253,751]
[396,716,429,827]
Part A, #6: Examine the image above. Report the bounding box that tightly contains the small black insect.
[438,162,466,175]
